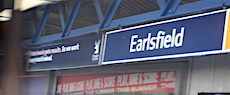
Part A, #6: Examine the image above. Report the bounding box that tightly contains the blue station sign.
[102,10,230,64]
[26,34,102,71]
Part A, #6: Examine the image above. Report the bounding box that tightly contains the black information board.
[26,34,102,71]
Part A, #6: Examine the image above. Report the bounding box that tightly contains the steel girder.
[32,4,52,43]
[58,2,66,32]
[61,0,82,38]
[29,0,230,44]
[93,0,103,23]
[98,0,121,30]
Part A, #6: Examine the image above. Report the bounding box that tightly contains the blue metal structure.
[93,0,103,23]
[61,0,82,37]
[98,0,121,29]
[32,5,52,43]
[58,2,66,32]
[156,0,167,10]
[161,0,182,16]
[28,0,230,44]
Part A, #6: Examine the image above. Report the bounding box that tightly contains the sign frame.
[102,9,230,65]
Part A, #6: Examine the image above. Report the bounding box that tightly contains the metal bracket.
[161,0,182,16]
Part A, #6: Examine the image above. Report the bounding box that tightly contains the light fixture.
[14,0,63,11]
[19,0,53,11]
[0,9,12,21]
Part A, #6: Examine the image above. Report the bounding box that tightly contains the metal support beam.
[161,0,182,16]
[156,0,167,10]
[30,9,38,38]
[99,0,121,29]
[62,0,82,38]
[32,5,52,43]
[93,0,103,23]
[58,2,65,32]
[25,0,230,45]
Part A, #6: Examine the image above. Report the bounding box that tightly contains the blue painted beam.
[61,0,82,38]
[161,0,182,16]
[99,0,121,29]
[156,0,166,10]
[58,2,66,32]
[93,0,103,23]
[30,10,38,38]
[32,5,52,43]
[176,0,229,15]
[26,0,230,45]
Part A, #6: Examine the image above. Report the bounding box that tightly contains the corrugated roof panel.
[71,0,100,29]
[38,0,206,36]
[113,0,160,20]
[77,2,99,23]
[99,0,113,15]
[180,0,202,5]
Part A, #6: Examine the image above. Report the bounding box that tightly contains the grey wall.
[24,72,49,95]
[25,77,48,95]
[188,53,230,95]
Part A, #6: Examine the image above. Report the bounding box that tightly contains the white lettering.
[103,76,115,88]
[129,27,185,52]
[131,84,157,92]
[97,88,114,94]
[143,72,158,84]
[117,75,129,86]
[164,35,172,48]
[161,71,176,82]
[149,37,156,50]
[136,39,142,52]
[160,82,175,88]
[92,54,99,61]
[94,78,101,89]
[85,79,93,90]
[117,87,130,92]
[129,73,139,85]
[61,44,80,52]
[57,84,62,93]
[69,82,76,92]
[171,28,176,47]
[29,55,53,63]
[76,81,85,91]
[129,35,138,52]
[146,33,151,50]
[175,27,185,47]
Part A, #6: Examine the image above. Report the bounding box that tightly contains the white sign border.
[102,9,229,65]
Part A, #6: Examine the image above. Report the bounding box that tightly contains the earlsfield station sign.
[102,9,230,64]
[26,9,230,71]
